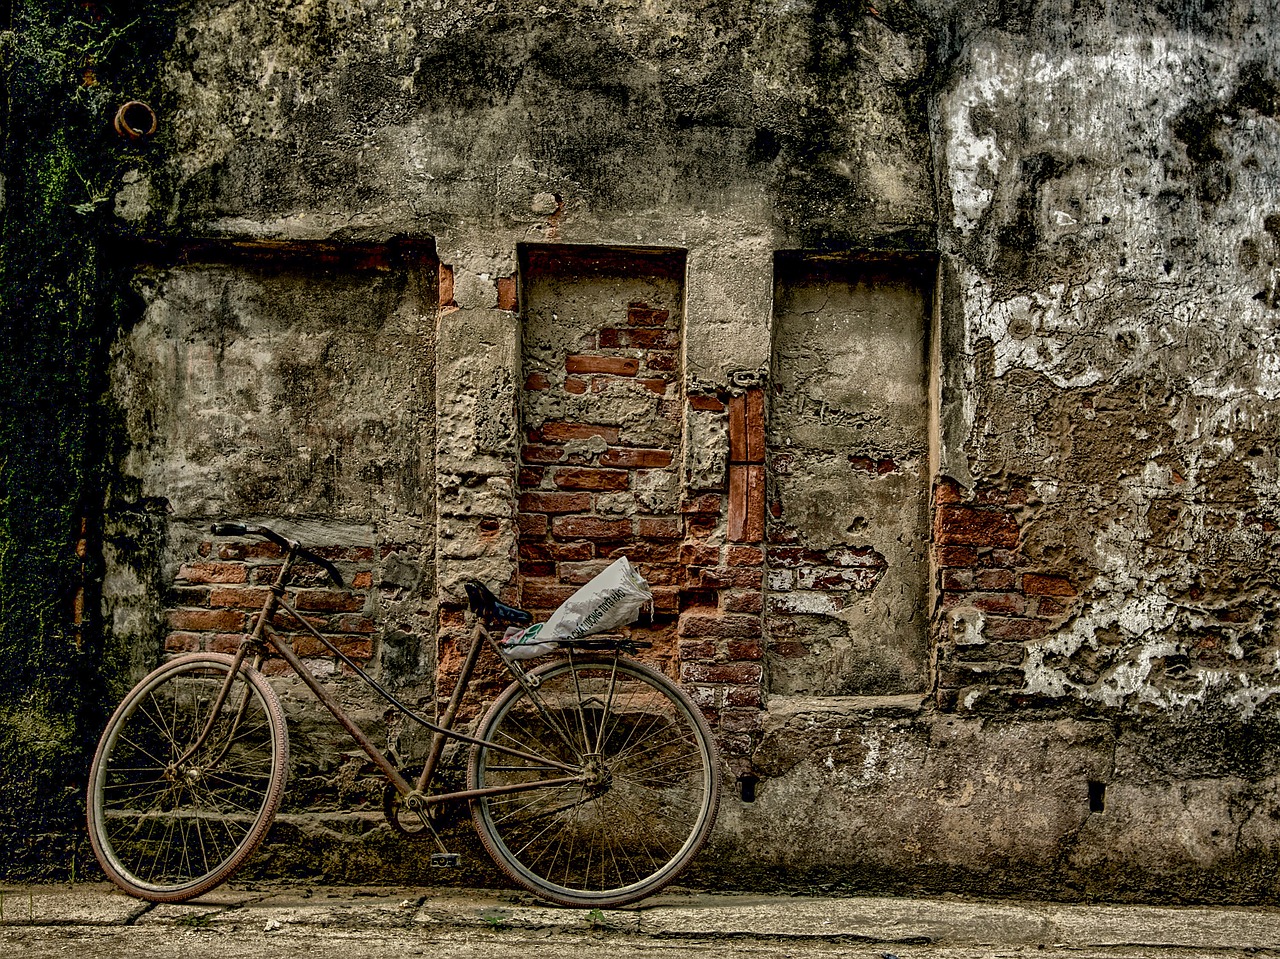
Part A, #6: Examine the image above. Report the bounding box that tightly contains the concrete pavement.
[2,882,1279,957]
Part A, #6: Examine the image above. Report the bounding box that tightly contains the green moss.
[0,0,183,879]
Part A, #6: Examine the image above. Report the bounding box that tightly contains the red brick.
[295,590,365,613]
[718,733,754,757]
[167,608,246,632]
[678,613,762,639]
[724,591,764,614]
[522,582,580,608]
[681,662,763,684]
[165,632,202,653]
[934,546,976,567]
[982,617,1049,641]
[679,639,717,660]
[551,516,633,540]
[353,571,374,589]
[770,640,809,658]
[209,587,272,609]
[627,329,679,350]
[941,569,974,591]
[332,615,377,635]
[636,517,682,540]
[553,467,630,491]
[627,304,670,327]
[519,491,593,514]
[532,422,621,444]
[177,562,247,585]
[695,566,763,590]
[211,632,256,654]
[971,592,1029,616]
[721,709,762,733]
[726,545,764,566]
[745,389,765,463]
[636,378,670,394]
[645,353,677,372]
[549,541,595,561]
[682,493,723,515]
[439,263,455,307]
[933,477,966,504]
[976,569,1016,590]
[729,395,747,462]
[600,447,674,469]
[564,377,589,395]
[651,586,679,612]
[521,561,556,578]
[522,444,575,464]
[728,465,765,543]
[680,544,722,565]
[1033,596,1069,618]
[725,685,762,707]
[559,560,612,584]
[934,506,1020,548]
[638,564,681,585]
[519,541,552,561]
[335,637,373,659]
[168,586,210,606]
[599,541,680,562]
[566,355,639,376]
[497,275,517,311]
[524,372,552,390]
[689,394,726,412]
[216,541,283,561]
[518,466,545,487]
[252,565,284,584]
[726,639,764,660]
[517,513,549,537]
[1023,573,1077,596]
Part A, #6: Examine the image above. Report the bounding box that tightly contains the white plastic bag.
[498,557,652,659]
[542,556,652,642]
[499,623,557,661]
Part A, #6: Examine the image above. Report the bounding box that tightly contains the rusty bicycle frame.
[200,537,598,849]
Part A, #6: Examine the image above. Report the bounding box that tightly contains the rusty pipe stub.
[114,101,157,141]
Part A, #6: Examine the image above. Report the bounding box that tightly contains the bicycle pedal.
[430,852,461,868]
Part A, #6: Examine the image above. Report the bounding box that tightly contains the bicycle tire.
[468,654,720,907]
[87,653,289,902]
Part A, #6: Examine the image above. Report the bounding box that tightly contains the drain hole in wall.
[1088,780,1106,813]
[739,774,758,804]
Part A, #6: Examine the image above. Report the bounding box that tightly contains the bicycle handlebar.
[211,523,346,588]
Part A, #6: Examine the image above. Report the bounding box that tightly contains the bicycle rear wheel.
[87,653,288,902]
[468,654,720,907]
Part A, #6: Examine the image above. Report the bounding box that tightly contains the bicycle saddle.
[464,582,533,627]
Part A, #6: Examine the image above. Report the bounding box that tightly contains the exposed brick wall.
[764,257,933,697]
[675,389,768,770]
[519,282,685,671]
[163,536,375,677]
[933,478,1081,709]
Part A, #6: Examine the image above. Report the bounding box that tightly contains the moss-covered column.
[0,1,178,877]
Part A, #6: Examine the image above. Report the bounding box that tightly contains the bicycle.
[86,523,721,908]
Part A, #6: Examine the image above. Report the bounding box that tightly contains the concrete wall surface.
[89,0,1280,901]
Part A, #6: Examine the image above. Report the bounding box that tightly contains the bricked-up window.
[766,253,935,697]
[517,245,686,677]
[109,240,438,687]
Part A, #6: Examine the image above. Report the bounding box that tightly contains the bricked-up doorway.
[766,253,935,697]
[517,245,686,677]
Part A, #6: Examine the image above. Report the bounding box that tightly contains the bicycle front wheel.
[468,654,720,907]
[87,653,288,902]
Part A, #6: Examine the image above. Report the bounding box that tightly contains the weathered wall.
[64,0,1280,901]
